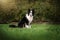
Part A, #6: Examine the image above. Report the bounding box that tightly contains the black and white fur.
[9,9,34,28]
[18,9,34,28]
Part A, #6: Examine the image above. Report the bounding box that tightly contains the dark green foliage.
[0,0,60,23]
[45,0,60,23]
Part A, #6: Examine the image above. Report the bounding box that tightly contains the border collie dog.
[18,9,34,28]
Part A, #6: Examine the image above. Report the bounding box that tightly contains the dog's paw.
[25,25,31,28]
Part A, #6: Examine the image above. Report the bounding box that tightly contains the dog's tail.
[9,25,17,28]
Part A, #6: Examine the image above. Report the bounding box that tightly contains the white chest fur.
[26,14,33,24]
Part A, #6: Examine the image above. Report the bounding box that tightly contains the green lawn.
[0,23,60,40]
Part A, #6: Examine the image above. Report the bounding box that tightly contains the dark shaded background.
[0,0,60,24]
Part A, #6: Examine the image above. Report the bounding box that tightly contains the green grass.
[0,23,60,40]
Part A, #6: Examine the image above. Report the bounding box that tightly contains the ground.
[0,23,60,40]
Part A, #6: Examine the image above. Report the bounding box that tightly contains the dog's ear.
[32,9,34,16]
[28,9,30,15]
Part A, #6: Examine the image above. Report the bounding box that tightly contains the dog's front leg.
[28,23,31,28]
[25,24,29,28]
[25,23,31,28]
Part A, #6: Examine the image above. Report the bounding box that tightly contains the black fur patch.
[18,16,29,28]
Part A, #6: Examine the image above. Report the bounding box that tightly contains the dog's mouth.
[30,15,33,17]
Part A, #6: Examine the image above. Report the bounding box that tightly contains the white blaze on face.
[29,10,33,17]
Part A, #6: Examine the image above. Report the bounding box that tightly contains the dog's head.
[28,8,34,16]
